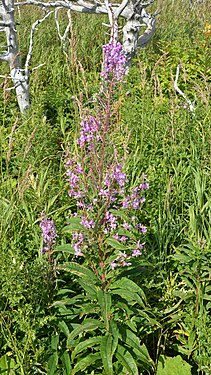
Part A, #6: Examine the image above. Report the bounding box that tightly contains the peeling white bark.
[0,0,30,113]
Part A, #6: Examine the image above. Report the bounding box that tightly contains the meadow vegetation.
[0,0,210,373]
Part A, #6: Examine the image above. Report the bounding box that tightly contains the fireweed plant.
[41,42,156,374]
[63,42,149,277]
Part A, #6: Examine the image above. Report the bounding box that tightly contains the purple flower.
[104,164,126,190]
[77,116,101,148]
[72,232,84,257]
[64,153,85,200]
[122,222,131,230]
[40,213,58,254]
[110,251,132,269]
[101,42,127,82]
[81,217,95,229]
[132,249,142,257]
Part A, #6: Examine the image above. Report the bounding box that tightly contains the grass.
[0,0,210,373]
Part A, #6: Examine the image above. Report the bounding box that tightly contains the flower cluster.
[72,232,85,257]
[65,167,148,265]
[99,164,127,199]
[110,252,131,270]
[122,181,149,210]
[101,42,127,82]
[78,115,101,150]
[40,213,58,254]
[64,151,85,199]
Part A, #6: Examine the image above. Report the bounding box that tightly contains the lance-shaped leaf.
[97,289,111,328]
[116,344,139,375]
[53,244,75,254]
[100,334,114,375]
[61,351,72,374]
[110,277,147,302]
[109,321,119,356]
[67,320,104,348]
[58,320,70,338]
[47,352,58,375]
[63,217,86,233]
[79,279,98,299]
[72,353,101,374]
[105,237,127,251]
[72,336,103,361]
[60,262,99,284]
[124,329,155,370]
[110,289,144,307]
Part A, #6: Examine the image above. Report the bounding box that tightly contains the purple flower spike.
[101,42,127,82]
[77,115,101,149]
[40,213,58,254]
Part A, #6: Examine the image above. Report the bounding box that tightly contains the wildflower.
[110,251,131,269]
[132,249,142,257]
[77,115,101,149]
[72,232,84,257]
[64,153,84,199]
[203,22,211,37]
[40,213,58,254]
[80,217,95,229]
[101,42,127,82]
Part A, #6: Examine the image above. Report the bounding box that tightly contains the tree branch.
[54,8,71,44]
[25,11,54,79]
[174,64,195,115]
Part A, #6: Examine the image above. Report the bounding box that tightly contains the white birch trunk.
[0,0,30,113]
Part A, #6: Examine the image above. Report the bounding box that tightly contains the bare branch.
[54,8,71,43]
[174,64,195,114]
[15,0,109,15]
[25,11,54,79]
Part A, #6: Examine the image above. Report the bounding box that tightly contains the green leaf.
[51,334,59,351]
[110,277,146,301]
[157,355,192,375]
[79,279,97,299]
[97,290,111,328]
[53,244,75,254]
[72,353,101,374]
[110,289,144,307]
[117,227,136,239]
[204,294,211,301]
[60,262,99,284]
[67,320,104,348]
[124,329,144,354]
[58,320,70,338]
[123,330,154,370]
[100,335,114,375]
[0,355,16,373]
[47,353,58,375]
[56,288,76,296]
[105,237,127,251]
[116,345,139,375]
[62,217,86,233]
[109,321,119,356]
[61,351,72,374]
[72,337,102,361]
[163,300,183,314]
